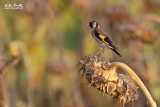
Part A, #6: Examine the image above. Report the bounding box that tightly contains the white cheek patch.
[92,24,96,29]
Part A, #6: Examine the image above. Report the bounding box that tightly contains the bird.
[87,21,122,57]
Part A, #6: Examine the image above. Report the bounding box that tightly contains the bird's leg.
[98,47,105,57]
[87,51,94,57]
[87,47,102,57]
[104,51,110,62]
[87,49,99,57]
[94,48,101,55]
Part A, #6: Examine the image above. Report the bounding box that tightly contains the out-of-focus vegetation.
[0,0,160,107]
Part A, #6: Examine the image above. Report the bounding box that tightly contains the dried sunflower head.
[77,54,138,106]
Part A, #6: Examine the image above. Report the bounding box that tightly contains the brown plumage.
[87,21,121,57]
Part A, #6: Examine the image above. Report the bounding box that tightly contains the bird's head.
[87,21,99,29]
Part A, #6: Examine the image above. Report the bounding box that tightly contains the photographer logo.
[5,3,23,9]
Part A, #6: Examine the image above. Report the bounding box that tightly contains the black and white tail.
[110,48,122,57]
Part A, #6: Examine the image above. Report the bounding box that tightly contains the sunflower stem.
[110,62,157,107]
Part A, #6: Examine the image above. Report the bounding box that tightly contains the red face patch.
[88,21,95,28]
[89,21,95,24]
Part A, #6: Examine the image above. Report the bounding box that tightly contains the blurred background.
[0,0,160,107]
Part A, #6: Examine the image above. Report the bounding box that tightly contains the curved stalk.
[110,62,157,107]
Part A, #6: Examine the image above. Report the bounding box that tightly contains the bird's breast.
[92,31,107,47]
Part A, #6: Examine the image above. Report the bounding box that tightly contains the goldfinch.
[87,21,122,57]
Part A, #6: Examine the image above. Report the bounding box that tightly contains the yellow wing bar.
[99,35,109,45]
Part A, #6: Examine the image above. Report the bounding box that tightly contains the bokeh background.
[0,0,160,107]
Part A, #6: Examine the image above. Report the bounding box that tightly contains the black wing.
[104,37,118,50]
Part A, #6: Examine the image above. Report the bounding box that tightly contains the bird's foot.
[98,47,105,57]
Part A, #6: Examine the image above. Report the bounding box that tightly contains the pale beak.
[86,23,89,26]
